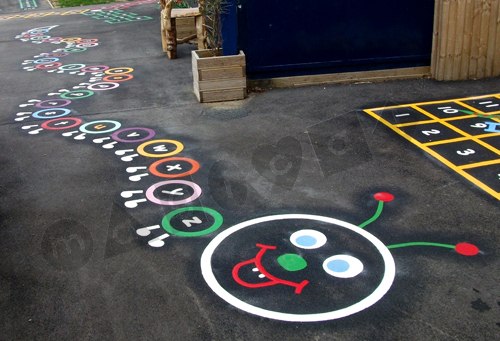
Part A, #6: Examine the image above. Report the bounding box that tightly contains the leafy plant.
[172,0,190,8]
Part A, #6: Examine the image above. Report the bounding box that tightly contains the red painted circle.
[373,192,395,202]
[149,157,200,179]
[35,62,62,70]
[103,74,134,82]
[455,242,479,256]
[41,117,83,130]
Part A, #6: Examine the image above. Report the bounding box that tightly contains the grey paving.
[0,3,499,340]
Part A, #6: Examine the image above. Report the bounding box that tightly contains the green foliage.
[58,0,116,7]
[172,0,190,8]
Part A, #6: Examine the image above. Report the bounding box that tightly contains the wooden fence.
[431,0,500,80]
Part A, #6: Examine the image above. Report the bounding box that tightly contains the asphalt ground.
[0,2,499,340]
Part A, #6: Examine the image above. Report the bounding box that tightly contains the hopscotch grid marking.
[422,132,500,146]
[363,107,500,200]
[367,93,500,111]
[409,105,500,156]
[458,159,500,170]
[394,119,437,127]
[394,113,500,128]
[455,100,500,116]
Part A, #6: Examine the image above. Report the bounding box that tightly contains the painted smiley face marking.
[232,243,310,294]
[201,214,396,322]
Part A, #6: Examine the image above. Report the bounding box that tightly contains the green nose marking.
[277,253,307,271]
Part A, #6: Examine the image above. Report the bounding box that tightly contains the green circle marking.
[277,253,308,271]
[161,206,223,237]
[60,90,94,99]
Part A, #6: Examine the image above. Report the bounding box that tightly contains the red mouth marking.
[231,243,309,294]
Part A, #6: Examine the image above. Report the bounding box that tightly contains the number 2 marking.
[422,129,441,136]
[457,149,475,156]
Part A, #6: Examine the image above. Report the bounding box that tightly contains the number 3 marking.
[457,149,475,156]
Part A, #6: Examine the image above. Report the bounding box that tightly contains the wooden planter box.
[192,50,246,103]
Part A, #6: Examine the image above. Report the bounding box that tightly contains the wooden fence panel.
[432,0,500,80]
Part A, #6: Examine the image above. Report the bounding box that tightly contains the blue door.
[234,0,435,78]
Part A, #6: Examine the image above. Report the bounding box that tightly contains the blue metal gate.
[229,0,435,79]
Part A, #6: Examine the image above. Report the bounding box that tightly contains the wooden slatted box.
[192,50,246,103]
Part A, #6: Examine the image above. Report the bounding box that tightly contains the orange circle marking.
[103,74,134,82]
[149,157,200,178]
[61,37,82,43]
[104,67,134,75]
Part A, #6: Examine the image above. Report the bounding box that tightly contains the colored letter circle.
[145,180,202,205]
[79,120,121,134]
[32,108,71,119]
[137,139,184,158]
[111,127,156,143]
[41,117,83,130]
[161,206,223,237]
[149,157,200,178]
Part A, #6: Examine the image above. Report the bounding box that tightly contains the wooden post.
[197,0,207,49]
[166,17,177,59]
[431,0,500,80]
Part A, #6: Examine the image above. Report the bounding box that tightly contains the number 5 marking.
[457,149,475,156]
[422,129,441,136]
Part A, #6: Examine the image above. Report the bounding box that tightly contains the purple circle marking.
[111,127,156,143]
[35,99,72,108]
[145,180,202,206]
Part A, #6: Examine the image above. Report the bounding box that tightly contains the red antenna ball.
[455,242,479,256]
[374,192,395,202]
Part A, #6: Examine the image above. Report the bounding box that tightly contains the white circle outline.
[79,120,121,134]
[87,82,120,91]
[322,254,364,278]
[290,229,327,249]
[200,214,396,322]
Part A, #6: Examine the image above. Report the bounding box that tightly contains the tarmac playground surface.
[0,1,499,340]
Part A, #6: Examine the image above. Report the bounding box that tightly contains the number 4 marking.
[422,129,440,136]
